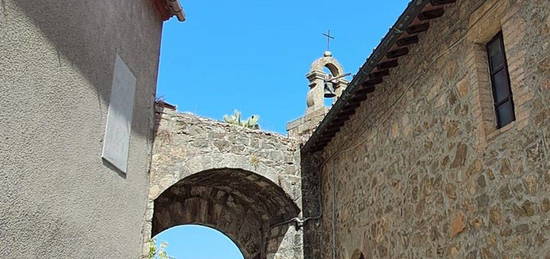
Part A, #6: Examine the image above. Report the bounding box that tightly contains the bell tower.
[287,51,349,141]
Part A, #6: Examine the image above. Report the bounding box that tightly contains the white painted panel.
[102,55,136,173]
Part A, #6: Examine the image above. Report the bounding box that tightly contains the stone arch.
[323,63,341,77]
[146,110,303,258]
[151,168,300,259]
[309,52,345,76]
[148,151,286,199]
[351,249,366,259]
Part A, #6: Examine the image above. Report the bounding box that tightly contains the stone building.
[287,51,349,142]
[0,0,184,257]
[142,51,350,258]
[301,0,550,258]
[1,0,548,258]
[147,106,304,258]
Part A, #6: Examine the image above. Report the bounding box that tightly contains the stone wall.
[310,0,550,258]
[288,51,349,143]
[147,106,303,258]
[287,107,329,143]
[0,1,163,258]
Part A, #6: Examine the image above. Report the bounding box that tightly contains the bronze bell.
[324,81,336,98]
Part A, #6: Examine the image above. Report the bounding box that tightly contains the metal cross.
[322,30,335,51]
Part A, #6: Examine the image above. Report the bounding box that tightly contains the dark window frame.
[486,31,515,129]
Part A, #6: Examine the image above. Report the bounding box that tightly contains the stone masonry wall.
[313,0,549,258]
[287,107,329,143]
[146,106,304,258]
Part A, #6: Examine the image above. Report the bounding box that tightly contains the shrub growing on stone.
[223,110,260,129]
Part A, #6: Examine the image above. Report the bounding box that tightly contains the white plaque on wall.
[102,55,136,173]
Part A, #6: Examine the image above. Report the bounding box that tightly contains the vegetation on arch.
[223,110,260,129]
[146,239,174,259]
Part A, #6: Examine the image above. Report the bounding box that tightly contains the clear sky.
[155,0,408,257]
[157,0,409,134]
[155,225,243,259]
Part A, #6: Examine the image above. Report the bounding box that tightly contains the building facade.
[0,0,183,257]
[2,0,548,258]
[302,0,549,258]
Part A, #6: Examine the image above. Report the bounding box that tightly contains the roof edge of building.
[302,0,455,153]
[152,0,186,22]
[165,0,186,22]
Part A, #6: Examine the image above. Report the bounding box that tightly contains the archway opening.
[154,224,244,259]
[324,63,340,77]
[351,249,366,259]
[323,66,337,107]
[152,168,300,258]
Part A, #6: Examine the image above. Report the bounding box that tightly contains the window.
[486,32,515,128]
[467,0,531,150]
[351,250,365,259]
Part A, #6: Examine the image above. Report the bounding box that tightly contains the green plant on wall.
[223,110,260,129]
[146,239,174,259]
[250,155,260,169]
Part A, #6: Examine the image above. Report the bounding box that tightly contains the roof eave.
[302,0,449,153]
[165,0,186,22]
[153,0,186,22]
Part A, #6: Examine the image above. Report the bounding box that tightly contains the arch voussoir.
[151,168,300,258]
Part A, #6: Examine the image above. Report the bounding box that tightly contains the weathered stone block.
[450,143,468,169]
[450,211,466,238]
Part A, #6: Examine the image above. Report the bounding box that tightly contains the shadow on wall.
[11,0,163,138]
[299,151,323,258]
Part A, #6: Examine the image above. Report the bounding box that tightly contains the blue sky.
[157,0,409,134]
[155,0,408,257]
[155,225,243,259]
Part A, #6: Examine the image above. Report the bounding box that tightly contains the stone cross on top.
[322,30,335,51]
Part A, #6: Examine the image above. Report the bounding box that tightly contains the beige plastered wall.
[0,0,163,257]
